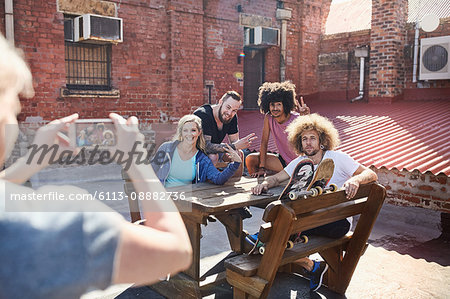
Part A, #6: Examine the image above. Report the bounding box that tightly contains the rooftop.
[325,0,450,35]
[238,99,450,176]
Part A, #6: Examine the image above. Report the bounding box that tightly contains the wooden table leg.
[150,215,203,298]
[150,272,202,299]
[216,213,244,253]
[320,244,344,290]
[182,215,202,280]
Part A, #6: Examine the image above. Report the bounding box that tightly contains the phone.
[69,119,116,148]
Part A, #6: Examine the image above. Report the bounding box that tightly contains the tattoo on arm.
[204,135,227,154]
[205,141,227,154]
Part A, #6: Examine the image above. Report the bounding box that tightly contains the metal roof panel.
[238,99,450,176]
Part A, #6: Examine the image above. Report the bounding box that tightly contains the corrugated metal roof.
[325,0,450,35]
[238,100,450,176]
[408,0,450,23]
[325,0,371,35]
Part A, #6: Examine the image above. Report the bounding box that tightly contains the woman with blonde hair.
[152,114,242,187]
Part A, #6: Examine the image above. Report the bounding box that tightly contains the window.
[64,15,113,91]
[65,41,112,91]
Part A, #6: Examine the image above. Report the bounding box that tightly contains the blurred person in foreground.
[0,33,192,298]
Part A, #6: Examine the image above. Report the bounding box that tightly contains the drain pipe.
[351,46,369,103]
[351,56,365,102]
[276,8,292,82]
[5,0,14,44]
[412,22,420,83]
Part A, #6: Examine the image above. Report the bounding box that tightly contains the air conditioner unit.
[419,35,450,80]
[244,27,279,48]
[74,14,123,44]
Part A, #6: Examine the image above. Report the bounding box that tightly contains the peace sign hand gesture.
[224,144,242,163]
[297,96,310,116]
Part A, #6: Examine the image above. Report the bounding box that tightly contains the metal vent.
[90,15,121,40]
[244,27,279,48]
[74,14,123,44]
[422,45,448,71]
[419,35,450,80]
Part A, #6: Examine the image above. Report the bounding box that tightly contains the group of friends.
[77,123,116,147]
[0,32,377,297]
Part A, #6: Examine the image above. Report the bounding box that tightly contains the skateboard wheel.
[259,246,265,255]
[310,188,318,197]
[286,240,294,249]
[301,235,309,243]
[329,183,338,192]
[315,186,323,195]
[288,191,297,200]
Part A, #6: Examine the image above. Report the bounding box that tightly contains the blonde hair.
[287,113,340,154]
[173,114,206,152]
[0,34,34,99]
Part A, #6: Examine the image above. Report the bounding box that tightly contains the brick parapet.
[375,167,449,213]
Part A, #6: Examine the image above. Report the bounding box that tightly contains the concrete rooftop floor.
[41,164,448,299]
[20,147,449,299]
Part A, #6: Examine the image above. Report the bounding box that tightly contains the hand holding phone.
[69,119,116,148]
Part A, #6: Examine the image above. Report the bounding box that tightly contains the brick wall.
[315,5,450,103]
[403,17,450,100]
[295,1,332,96]
[368,0,408,103]
[318,30,371,101]
[2,0,337,122]
[376,168,449,213]
[6,0,312,121]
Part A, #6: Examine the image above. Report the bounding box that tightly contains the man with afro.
[246,81,309,177]
[250,113,377,292]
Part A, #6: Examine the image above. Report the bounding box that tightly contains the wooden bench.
[224,182,386,298]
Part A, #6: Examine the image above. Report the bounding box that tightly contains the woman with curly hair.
[249,113,377,292]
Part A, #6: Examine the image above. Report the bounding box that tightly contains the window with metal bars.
[65,41,112,91]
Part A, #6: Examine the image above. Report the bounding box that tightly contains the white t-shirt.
[284,150,360,227]
[284,150,360,188]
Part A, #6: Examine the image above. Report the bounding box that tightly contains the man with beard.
[246,81,310,177]
[250,113,377,292]
[194,91,256,176]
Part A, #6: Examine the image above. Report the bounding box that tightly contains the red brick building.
[1,0,449,121]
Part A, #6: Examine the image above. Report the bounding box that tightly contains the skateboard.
[246,231,309,255]
[288,158,338,200]
[278,158,315,201]
[247,160,315,255]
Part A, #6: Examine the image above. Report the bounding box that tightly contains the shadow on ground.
[369,234,450,266]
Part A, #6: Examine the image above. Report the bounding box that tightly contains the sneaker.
[245,232,259,246]
[309,260,328,291]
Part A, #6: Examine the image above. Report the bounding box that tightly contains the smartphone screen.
[69,119,116,148]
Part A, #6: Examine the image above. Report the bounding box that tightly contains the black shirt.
[194,104,238,144]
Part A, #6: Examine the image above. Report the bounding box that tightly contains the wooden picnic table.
[148,177,285,298]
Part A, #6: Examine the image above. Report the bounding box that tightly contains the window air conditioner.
[419,35,450,80]
[244,27,279,48]
[74,14,123,44]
